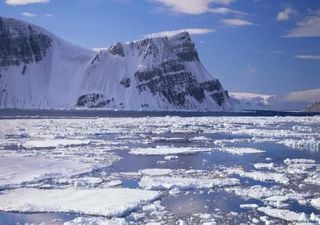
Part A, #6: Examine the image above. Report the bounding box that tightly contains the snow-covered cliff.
[0,16,230,111]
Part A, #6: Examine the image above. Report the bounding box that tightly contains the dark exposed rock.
[135,59,229,107]
[135,58,208,107]
[0,18,52,66]
[305,102,320,112]
[120,78,131,88]
[211,92,225,106]
[170,32,199,62]
[76,93,106,108]
[200,80,223,92]
[200,80,227,106]
[91,54,100,64]
[108,42,125,57]
[21,65,26,75]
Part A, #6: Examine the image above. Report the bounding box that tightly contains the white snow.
[139,176,239,190]
[130,146,211,155]
[239,204,259,209]
[258,207,302,221]
[284,158,317,174]
[219,147,265,155]
[64,217,128,225]
[253,163,274,170]
[227,168,289,184]
[140,169,173,176]
[22,139,90,149]
[311,197,320,209]
[0,155,100,187]
[226,185,284,200]
[0,188,160,217]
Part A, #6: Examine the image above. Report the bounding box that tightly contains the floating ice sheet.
[0,188,160,217]
[0,155,103,187]
[219,147,265,155]
[139,176,239,190]
[22,139,91,149]
[130,146,211,155]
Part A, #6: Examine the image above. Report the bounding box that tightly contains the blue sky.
[1,0,319,95]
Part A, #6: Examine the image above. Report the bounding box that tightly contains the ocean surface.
[0,110,319,225]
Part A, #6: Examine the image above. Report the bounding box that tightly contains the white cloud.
[21,12,37,17]
[281,88,320,103]
[5,0,49,5]
[294,55,320,60]
[45,14,53,17]
[211,0,235,5]
[276,7,296,21]
[221,18,253,26]
[151,0,242,15]
[144,28,215,38]
[284,12,320,38]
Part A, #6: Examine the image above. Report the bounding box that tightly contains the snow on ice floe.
[0,188,160,217]
[284,158,317,174]
[64,217,128,225]
[140,169,173,176]
[258,207,304,221]
[311,197,320,209]
[22,138,91,149]
[227,168,289,184]
[129,146,211,155]
[253,162,274,170]
[219,147,265,155]
[139,176,239,190]
[0,155,106,187]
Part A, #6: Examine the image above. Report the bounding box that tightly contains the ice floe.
[22,139,91,149]
[219,147,265,155]
[311,197,320,209]
[0,155,103,187]
[258,207,302,221]
[140,169,173,176]
[64,217,128,225]
[130,146,211,155]
[227,168,290,184]
[0,188,160,217]
[139,176,239,190]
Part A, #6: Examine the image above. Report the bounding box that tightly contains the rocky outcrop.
[305,102,320,112]
[135,60,227,107]
[0,17,52,66]
[108,43,125,57]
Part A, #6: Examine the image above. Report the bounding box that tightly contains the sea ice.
[0,188,160,217]
[253,163,274,170]
[22,139,91,149]
[0,155,103,187]
[311,197,320,209]
[140,168,173,176]
[64,217,128,225]
[258,207,303,221]
[139,176,239,190]
[130,146,211,155]
[227,168,289,184]
[219,147,265,155]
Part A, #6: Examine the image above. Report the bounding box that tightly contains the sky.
[0,0,319,95]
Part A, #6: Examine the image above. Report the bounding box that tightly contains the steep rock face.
[78,32,230,111]
[0,17,52,66]
[0,17,230,111]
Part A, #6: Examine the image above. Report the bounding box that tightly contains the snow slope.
[0,16,230,111]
